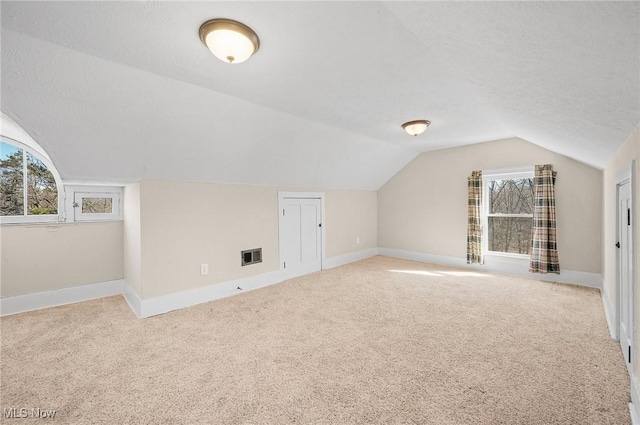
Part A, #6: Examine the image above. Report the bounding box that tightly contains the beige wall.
[123,183,142,296]
[324,190,377,258]
[603,124,640,373]
[1,221,124,297]
[378,137,603,274]
[137,181,377,299]
[139,181,279,299]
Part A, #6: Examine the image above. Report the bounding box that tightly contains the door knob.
[616,242,621,248]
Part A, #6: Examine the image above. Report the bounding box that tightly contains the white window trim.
[0,136,66,224]
[482,166,534,259]
[65,185,123,222]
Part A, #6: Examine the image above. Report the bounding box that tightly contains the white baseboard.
[378,248,603,289]
[140,248,380,318]
[0,279,124,317]
[123,283,142,319]
[139,270,286,318]
[631,374,640,425]
[323,248,378,269]
[378,248,466,269]
[601,285,617,340]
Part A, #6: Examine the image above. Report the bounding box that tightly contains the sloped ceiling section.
[384,1,640,166]
[1,1,639,190]
[1,29,417,190]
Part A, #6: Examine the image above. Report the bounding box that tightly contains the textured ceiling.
[1,1,638,190]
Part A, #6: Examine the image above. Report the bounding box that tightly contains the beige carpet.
[0,256,630,424]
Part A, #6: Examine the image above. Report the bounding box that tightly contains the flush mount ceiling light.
[199,18,260,64]
[401,120,431,137]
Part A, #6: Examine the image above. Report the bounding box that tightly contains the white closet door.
[280,198,322,277]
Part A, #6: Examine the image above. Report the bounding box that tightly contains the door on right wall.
[618,178,633,373]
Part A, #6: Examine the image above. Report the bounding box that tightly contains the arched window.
[1,113,123,224]
[1,113,65,223]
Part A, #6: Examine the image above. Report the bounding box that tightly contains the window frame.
[482,167,534,259]
[0,136,66,224]
[65,185,123,222]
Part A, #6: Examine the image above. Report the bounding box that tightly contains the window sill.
[0,215,62,225]
[1,219,123,227]
[485,251,530,260]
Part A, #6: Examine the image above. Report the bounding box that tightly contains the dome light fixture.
[199,18,260,64]
[402,120,431,137]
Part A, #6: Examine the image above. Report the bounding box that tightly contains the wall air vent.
[241,248,262,266]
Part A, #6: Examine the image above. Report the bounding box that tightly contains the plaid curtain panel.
[467,170,483,264]
[529,164,560,274]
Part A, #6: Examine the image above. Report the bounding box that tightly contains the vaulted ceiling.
[1,1,638,190]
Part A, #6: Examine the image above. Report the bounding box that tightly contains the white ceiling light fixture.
[199,18,260,64]
[402,120,431,137]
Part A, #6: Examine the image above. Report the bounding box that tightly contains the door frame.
[616,160,635,375]
[278,191,326,273]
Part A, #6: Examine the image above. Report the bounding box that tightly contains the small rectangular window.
[74,192,120,221]
[82,197,113,214]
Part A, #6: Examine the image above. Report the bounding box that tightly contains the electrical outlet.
[356,236,360,244]
[200,264,209,275]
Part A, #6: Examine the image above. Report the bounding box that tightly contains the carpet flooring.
[0,256,631,424]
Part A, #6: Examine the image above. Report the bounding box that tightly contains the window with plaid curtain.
[467,170,483,264]
[529,164,560,274]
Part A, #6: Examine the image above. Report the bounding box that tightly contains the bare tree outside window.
[0,144,24,216]
[487,178,534,254]
[27,153,57,215]
[82,198,113,214]
[1,142,58,216]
